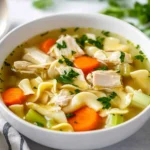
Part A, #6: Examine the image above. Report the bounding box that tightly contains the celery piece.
[119,63,131,77]
[25,109,46,127]
[131,91,150,109]
[106,114,124,127]
[47,119,56,129]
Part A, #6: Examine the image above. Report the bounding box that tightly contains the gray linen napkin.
[0,113,30,150]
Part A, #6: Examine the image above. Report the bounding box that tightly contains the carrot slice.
[68,107,101,132]
[40,38,56,53]
[74,56,100,75]
[2,88,26,106]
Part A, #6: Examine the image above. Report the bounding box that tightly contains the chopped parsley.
[97,92,117,109]
[76,34,88,47]
[88,37,104,49]
[95,66,108,71]
[57,69,79,84]
[74,89,81,94]
[66,113,76,118]
[33,87,37,89]
[102,30,110,36]
[58,56,73,66]
[32,0,53,9]
[4,61,10,67]
[136,44,140,49]
[134,55,145,62]
[56,41,67,50]
[60,28,67,32]
[74,27,79,32]
[71,50,76,55]
[34,122,44,127]
[40,31,49,37]
[120,52,125,63]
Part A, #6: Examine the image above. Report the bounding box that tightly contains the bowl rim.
[0,12,150,135]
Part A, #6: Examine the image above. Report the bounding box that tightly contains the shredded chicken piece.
[48,35,84,59]
[92,70,122,88]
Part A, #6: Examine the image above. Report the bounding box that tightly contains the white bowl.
[0,13,150,150]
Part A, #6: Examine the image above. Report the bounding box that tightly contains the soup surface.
[1,27,150,132]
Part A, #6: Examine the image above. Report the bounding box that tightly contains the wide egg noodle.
[62,92,103,113]
[26,102,67,123]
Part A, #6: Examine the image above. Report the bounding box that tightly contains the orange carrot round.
[40,38,56,53]
[68,107,101,132]
[74,56,100,75]
[2,88,26,106]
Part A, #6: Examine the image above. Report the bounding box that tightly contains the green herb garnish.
[40,31,49,37]
[34,122,44,127]
[33,87,37,89]
[135,55,145,62]
[57,69,79,84]
[4,61,10,67]
[74,27,79,32]
[60,28,67,32]
[120,52,125,63]
[74,89,81,94]
[71,51,76,55]
[66,113,76,118]
[76,34,88,47]
[102,30,110,36]
[95,66,108,71]
[58,56,73,66]
[136,44,140,49]
[56,41,67,50]
[32,0,53,9]
[97,92,117,109]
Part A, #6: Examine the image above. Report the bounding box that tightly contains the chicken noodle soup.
[0,28,150,132]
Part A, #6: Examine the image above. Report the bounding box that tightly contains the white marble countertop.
[5,0,150,149]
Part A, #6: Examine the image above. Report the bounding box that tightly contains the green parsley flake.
[71,51,76,55]
[4,61,10,67]
[97,92,117,109]
[102,30,110,36]
[134,55,145,62]
[57,69,79,84]
[66,113,76,118]
[56,41,67,50]
[95,66,108,71]
[60,28,67,32]
[40,31,49,37]
[74,27,79,32]
[120,52,125,63]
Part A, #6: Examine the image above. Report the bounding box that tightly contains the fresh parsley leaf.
[95,66,108,71]
[34,122,44,127]
[120,52,125,63]
[40,31,49,37]
[58,59,64,64]
[102,30,110,36]
[57,69,79,84]
[75,89,81,94]
[136,44,140,49]
[74,27,79,32]
[134,55,145,62]
[66,113,76,118]
[33,87,37,89]
[4,61,10,67]
[62,56,73,66]
[56,41,67,50]
[88,37,104,49]
[60,28,67,32]
[76,35,88,47]
[33,0,53,9]
[97,92,117,109]
[71,51,76,55]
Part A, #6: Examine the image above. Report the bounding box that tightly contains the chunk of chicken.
[50,89,73,107]
[104,37,129,52]
[94,51,132,65]
[14,61,33,70]
[23,47,53,64]
[49,35,84,59]
[89,70,122,88]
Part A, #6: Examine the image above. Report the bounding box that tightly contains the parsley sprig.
[56,41,67,50]
[97,92,117,109]
[57,69,79,84]
[58,56,73,66]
